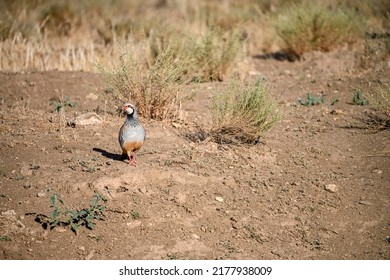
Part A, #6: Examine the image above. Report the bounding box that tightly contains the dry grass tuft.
[368,83,390,117]
[210,76,279,144]
[185,26,244,82]
[272,2,363,58]
[97,40,192,120]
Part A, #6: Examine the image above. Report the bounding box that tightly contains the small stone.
[324,184,338,193]
[138,187,147,194]
[16,221,25,228]
[37,192,46,197]
[68,112,102,127]
[2,210,16,216]
[55,227,67,233]
[20,166,33,176]
[359,201,373,206]
[171,122,182,128]
[85,250,95,260]
[126,220,142,229]
[372,169,383,174]
[192,234,200,239]
[78,246,85,251]
[200,225,207,232]
[27,248,33,252]
[86,93,99,100]
[215,196,224,203]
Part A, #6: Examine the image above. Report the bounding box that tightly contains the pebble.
[324,184,338,193]
[78,246,85,251]
[16,220,25,228]
[68,112,102,127]
[215,196,224,203]
[192,234,200,239]
[126,220,142,229]
[372,169,383,174]
[86,93,98,100]
[85,250,95,260]
[55,227,67,233]
[359,201,373,206]
[37,192,47,197]
[138,187,147,194]
[1,210,16,216]
[20,167,33,176]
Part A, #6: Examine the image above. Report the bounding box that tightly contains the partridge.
[118,103,145,166]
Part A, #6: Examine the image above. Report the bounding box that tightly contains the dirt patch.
[0,51,389,260]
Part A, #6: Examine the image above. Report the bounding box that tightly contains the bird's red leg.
[128,152,137,166]
[132,152,138,166]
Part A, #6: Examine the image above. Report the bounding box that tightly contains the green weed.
[0,235,11,241]
[297,93,325,106]
[352,90,369,106]
[44,193,107,234]
[51,96,76,112]
[130,210,141,220]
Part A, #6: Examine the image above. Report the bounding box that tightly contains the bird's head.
[122,103,136,116]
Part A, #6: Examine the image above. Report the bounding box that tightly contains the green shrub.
[210,76,279,144]
[272,2,363,58]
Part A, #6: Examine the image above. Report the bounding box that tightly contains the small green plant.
[352,90,369,106]
[210,76,279,144]
[45,193,107,234]
[167,253,178,260]
[272,2,363,58]
[51,96,77,112]
[130,210,141,220]
[297,93,325,106]
[0,235,11,241]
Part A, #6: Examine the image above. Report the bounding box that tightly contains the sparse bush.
[272,2,363,58]
[98,41,193,120]
[210,76,279,144]
[148,25,244,82]
[359,15,390,70]
[186,27,243,81]
[368,83,390,116]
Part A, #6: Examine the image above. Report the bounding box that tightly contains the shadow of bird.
[93,148,124,161]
